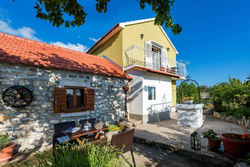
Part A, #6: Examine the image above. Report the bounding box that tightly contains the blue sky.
[0,0,249,86]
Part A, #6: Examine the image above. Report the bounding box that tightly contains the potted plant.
[0,133,16,163]
[203,129,221,152]
[160,67,166,72]
[221,133,250,160]
[122,86,129,92]
[182,97,194,104]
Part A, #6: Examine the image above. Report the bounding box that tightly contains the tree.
[199,85,210,93]
[177,82,200,103]
[26,0,181,34]
[247,74,250,84]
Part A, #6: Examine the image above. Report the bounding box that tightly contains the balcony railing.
[123,45,187,79]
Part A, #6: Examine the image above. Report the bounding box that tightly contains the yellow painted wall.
[91,20,178,107]
[91,30,123,66]
[171,80,176,107]
[123,21,178,107]
[122,20,177,67]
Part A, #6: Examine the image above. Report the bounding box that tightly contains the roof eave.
[87,24,123,53]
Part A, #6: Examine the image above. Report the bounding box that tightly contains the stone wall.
[0,62,128,152]
[213,112,249,129]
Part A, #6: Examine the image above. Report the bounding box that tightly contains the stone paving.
[133,115,250,165]
[135,115,249,150]
[124,143,216,167]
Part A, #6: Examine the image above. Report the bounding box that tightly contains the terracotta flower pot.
[122,86,129,91]
[0,143,16,163]
[160,67,165,72]
[208,138,221,152]
[222,133,250,160]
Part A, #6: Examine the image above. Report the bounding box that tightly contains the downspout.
[123,86,129,120]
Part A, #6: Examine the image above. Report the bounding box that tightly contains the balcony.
[123,45,187,79]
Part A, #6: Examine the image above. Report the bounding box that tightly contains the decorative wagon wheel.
[2,86,33,108]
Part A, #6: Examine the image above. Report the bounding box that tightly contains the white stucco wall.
[127,69,173,123]
[127,69,144,116]
[142,72,172,123]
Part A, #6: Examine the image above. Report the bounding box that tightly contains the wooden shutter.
[85,89,95,110]
[145,41,153,68]
[161,49,167,69]
[54,88,66,113]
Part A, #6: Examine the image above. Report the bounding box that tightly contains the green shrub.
[210,78,250,105]
[221,106,250,119]
[202,129,220,141]
[0,133,10,149]
[177,82,200,103]
[210,78,250,118]
[24,143,125,167]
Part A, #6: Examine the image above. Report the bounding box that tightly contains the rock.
[234,162,249,167]
[19,79,30,86]
[68,74,76,78]
[242,116,248,127]
[246,119,250,129]
[2,79,14,85]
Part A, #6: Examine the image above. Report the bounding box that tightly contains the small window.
[76,89,85,108]
[54,87,95,113]
[148,86,156,100]
[66,88,86,110]
[66,89,74,108]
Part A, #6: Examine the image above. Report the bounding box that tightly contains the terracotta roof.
[0,33,131,80]
[126,66,181,79]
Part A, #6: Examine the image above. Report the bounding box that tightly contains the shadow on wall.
[128,79,142,102]
[147,102,172,123]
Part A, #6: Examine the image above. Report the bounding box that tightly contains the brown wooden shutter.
[85,89,95,110]
[54,87,66,113]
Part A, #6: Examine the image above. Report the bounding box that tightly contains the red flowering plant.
[241,133,250,140]
[224,133,250,141]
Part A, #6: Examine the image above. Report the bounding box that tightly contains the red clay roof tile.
[0,33,131,80]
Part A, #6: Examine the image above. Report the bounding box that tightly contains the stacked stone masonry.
[0,62,128,152]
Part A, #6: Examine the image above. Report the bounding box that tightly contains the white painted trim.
[159,26,179,54]
[119,18,155,27]
[150,40,163,49]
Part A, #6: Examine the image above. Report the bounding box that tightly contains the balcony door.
[152,45,161,70]
[145,41,167,70]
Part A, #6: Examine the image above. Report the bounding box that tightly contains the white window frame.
[148,86,156,100]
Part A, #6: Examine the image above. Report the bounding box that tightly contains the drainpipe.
[123,86,129,121]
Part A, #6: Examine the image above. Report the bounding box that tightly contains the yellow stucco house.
[88,18,187,123]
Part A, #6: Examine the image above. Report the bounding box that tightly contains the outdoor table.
[62,127,108,145]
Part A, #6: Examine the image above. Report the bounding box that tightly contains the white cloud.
[0,19,88,52]
[0,20,41,41]
[50,41,88,53]
[89,37,99,42]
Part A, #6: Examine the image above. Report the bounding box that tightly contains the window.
[54,87,95,113]
[148,86,156,100]
[66,87,85,110]
[66,89,74,108]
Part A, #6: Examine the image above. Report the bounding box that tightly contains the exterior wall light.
[140,33,144,39]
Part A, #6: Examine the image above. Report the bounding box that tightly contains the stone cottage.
[0,33,131,152]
